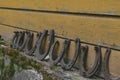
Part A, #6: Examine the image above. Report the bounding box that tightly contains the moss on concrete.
[0,40,60,80]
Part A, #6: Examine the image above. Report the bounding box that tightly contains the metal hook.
[80,46,102,78]
[34,30,55,61]
[60,38,80,70]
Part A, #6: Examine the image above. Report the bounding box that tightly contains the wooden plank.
[0,10,120,48]
[0,0,120,15]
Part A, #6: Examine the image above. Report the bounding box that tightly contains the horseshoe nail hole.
[109,50,120,77]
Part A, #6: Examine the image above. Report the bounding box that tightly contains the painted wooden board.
[0,9,120,48]
[0,0,120,15]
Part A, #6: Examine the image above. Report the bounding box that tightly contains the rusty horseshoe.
[60,38,80,70]
[34,30,55,61]
[80,46,102,78]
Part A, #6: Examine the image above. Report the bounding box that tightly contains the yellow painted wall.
[0,0,120,76]
[0,0,120,15]
[0,9,120,48]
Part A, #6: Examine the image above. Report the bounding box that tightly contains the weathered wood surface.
[0,10,120,47]
[0,0,120,15]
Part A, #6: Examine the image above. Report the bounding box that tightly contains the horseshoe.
[49,39,70,65]
[34,30,55,61]
[60,38,80,70]
[103,49,120,80]
[16,31,25,49]
[24,32,42,56]
[80,46,102,78]
[103,48,112,80]
[10,31,20,48]
[18,31,30,51]
[10,31,18,48]
[23,32,34,53]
